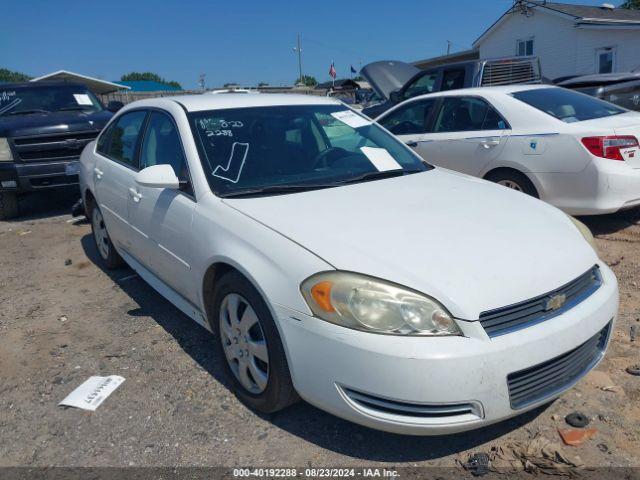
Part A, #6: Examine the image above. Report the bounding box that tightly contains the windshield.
[511,87,625,123]
[189,104,429,197]
[0,85,103,116]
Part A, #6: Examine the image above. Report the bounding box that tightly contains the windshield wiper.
[6,109,50,116]
[219,183,340,198]
[219,169,426,198]
[341,168,424,184]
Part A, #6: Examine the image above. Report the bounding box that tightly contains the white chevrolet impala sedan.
[79,94,618,435]
[376,85,640,215]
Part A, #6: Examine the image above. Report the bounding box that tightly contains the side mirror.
[389,90,401,104]
[135,164,179,189]
[107,101,124,112]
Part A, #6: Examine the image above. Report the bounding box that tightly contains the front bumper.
[274,262,618,435]
[0,160,80,193]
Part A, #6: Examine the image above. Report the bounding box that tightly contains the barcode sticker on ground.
[59,375,125,411]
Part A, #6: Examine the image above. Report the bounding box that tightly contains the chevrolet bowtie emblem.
[545,294,567,311]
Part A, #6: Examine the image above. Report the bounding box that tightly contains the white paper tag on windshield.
[331,110,370,129]
[59,375,125,411]
[360,146,402,172]
[621,147,640,167]
[73,94,93,106]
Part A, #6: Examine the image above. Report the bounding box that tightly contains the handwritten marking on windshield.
[206,129,233,137]
[213,142,250,183]
[0,98,22,115]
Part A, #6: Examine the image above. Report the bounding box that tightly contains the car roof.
[403,83,553,101]
[133,93,343,112]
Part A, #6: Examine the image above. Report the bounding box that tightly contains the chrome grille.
[12,130,100,162]
[480,266,601,337]
[507,322,611,409]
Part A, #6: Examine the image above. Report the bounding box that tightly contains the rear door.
[128,110,198,302]
[377,97,439,155]
[94,110,148,254]
[420,96,511,176]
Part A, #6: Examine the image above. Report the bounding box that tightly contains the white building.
[473,1,640,81]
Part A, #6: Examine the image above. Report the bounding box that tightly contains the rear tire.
[211,271,299,413]
[0,192,18,220]
[486,170,538,198]
[88,200,124,269]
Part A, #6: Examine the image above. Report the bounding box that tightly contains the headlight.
[300,272,462,336]
[568,215,597,253]
[0,138,13,162]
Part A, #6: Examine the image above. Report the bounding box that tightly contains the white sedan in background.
[80,93,617,435]
[376,85,640,215]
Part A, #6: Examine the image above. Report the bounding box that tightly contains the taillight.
[581,135,639,161]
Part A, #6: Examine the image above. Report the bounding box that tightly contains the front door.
[377,97,438,155]
[128,110,198,303]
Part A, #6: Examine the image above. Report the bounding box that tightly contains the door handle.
[128,187,142,203]
[480,139,500,149]
[405,141,418,148]
[94,167,103,180]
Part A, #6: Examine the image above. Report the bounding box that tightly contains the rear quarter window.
[511,87,625,123]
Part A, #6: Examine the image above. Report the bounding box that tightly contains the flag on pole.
[329,62,337,79]
[350,65,357,74]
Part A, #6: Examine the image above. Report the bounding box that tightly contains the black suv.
[0,82,121,219]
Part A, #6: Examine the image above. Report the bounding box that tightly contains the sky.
[1,0,620,89]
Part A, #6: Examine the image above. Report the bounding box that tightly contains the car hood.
[223,169,598,320]
[0,110,112,137]
[360,61,420,100]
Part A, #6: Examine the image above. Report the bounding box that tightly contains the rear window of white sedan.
[512,87,625,123]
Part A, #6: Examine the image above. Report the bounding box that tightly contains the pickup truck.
[0,82,122,219]
[556,72,640,112]
[361,56,542,118]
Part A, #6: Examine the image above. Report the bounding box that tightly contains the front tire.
[211,271,298,413]
[486,170,539,198]
[89,201,124,269]
[0,192,18,220]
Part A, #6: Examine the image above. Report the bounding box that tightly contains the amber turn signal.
[310,281,335,312]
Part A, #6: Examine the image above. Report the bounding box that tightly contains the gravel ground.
[1,190,639,474]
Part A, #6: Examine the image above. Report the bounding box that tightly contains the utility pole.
[198,73,206,91]
[293,34,303,85]
[446,40,452,56]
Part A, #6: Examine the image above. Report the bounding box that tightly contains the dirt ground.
[1,189,639,475]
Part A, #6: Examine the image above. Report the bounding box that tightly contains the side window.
[96,122,115,155]
[441,69,466,91]
[433,97,508,133]
[140,111,189,183]
[379,99,437,135]
[104,111,147,167]
[404,72,438,100]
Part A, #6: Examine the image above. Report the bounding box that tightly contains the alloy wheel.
[497,180,523,192]
[92,208,110,260]
[219,293,269,394]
